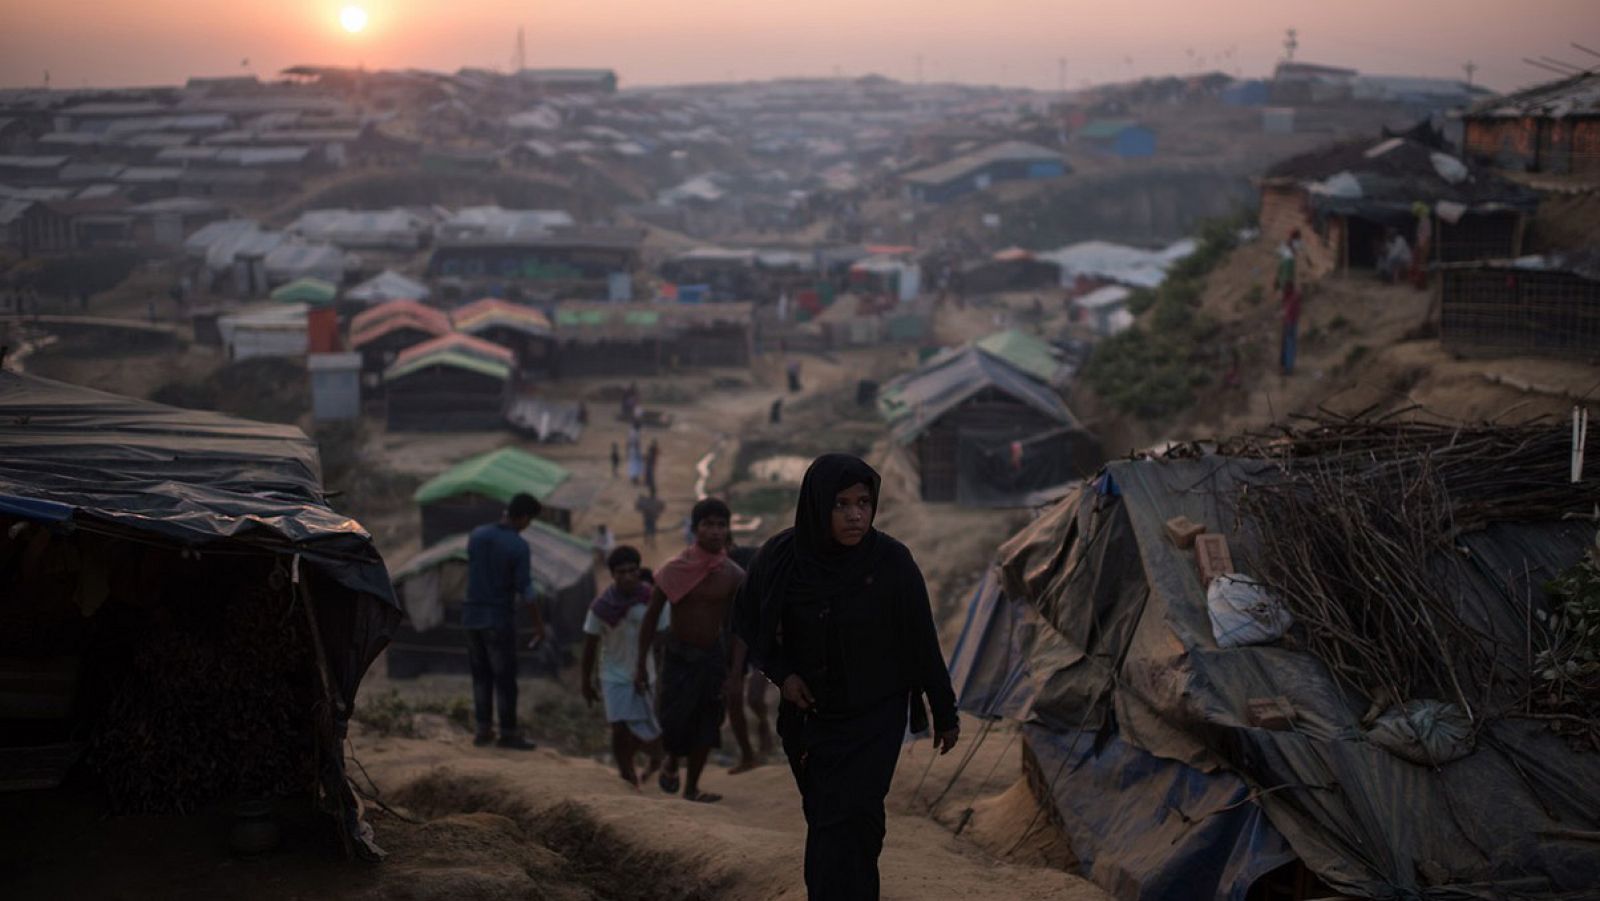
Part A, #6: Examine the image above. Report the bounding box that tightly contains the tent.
[381,340,511,433]
[385,520,596,676]
[270,276,338,306]
[346,269,430,305]
[413,445,595,540]
[0,371,399,858]
[948,447,1600,899]
[878,346,1099,503]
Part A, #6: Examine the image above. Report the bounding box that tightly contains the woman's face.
[830,482,874,546]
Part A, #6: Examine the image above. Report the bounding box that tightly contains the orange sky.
[0,0,1595,92]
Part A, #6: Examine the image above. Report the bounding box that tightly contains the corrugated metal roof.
[878,345,1077,443]
[383,350,511,383]
[1468,71,1600,119]
[391,332,515,370]
[412,446,570,506]
[453,298,553,336]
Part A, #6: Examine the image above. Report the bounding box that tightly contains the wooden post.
[295,558,355,861]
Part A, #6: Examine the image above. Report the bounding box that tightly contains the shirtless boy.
[635,498,744,803]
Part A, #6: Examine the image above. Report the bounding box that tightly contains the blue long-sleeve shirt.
[463,522,534,630]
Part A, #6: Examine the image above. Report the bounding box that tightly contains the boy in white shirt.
[582,545,668,787]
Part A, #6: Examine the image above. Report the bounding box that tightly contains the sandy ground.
[332,711,1107,901]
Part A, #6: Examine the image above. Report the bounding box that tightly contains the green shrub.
[1081,214,1239,420]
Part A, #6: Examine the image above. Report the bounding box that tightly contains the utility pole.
[512,26,526,73]
[1058,57,1068,93]
[1463,61,1477,87]
[1283,28,1298,63]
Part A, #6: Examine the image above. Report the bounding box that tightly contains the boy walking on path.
[582,546,668,787]
[464,492,546,750]
[635,498,744,803]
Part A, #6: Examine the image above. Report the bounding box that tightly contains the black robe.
[734,454,957,900]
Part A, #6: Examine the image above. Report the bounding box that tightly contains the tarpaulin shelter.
[382,335,511,433]
[384,521,596,677]
[948,455,1600,899]
[1259,137,1540,273]
[270,276,338,306]
[413,445,594,541]
[878,345,1099,504]
[0,371,399,858]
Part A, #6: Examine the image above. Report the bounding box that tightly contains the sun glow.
[339,6,368,34]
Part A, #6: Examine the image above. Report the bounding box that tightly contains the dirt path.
[348,717,1107,901]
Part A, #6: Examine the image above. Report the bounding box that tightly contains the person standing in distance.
[464,492,546,749]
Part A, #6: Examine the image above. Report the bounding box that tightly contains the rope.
[927,718,994,811]
[345,739,424,825]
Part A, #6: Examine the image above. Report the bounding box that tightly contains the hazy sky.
[1,0,1595,93]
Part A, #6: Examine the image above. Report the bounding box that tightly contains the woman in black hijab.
[733,453,959,900]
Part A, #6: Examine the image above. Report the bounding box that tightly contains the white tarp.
[346,269,430,303]
[1041,238,1197,290]
[264,242,348,285]
[439,206,574,241]
[289,208,427,250]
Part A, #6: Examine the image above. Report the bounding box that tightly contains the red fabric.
[653,543,729,604]
[307,307,341,353]
[1281,287,1302,327]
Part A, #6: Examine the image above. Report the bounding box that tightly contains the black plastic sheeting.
[0,371,398,608]
[0,371,402,850]
[948,456,1600,900]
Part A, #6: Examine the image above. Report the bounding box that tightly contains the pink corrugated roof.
[391,331,516,369]
[350,299,451,336]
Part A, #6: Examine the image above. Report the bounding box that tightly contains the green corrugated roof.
[975,329,1061,385]
[269,276,338,305]
[384,350,511,383]
[414,446,571,506]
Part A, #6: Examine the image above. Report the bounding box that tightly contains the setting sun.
[339,5,368,34]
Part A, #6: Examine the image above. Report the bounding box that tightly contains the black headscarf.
[734,453,886,672]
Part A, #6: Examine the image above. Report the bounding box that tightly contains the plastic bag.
[1207,574,1294,648]
[1365,700,1474,766]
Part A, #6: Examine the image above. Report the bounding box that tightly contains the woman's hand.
[781,674,815,710]
[935,725,960,755]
